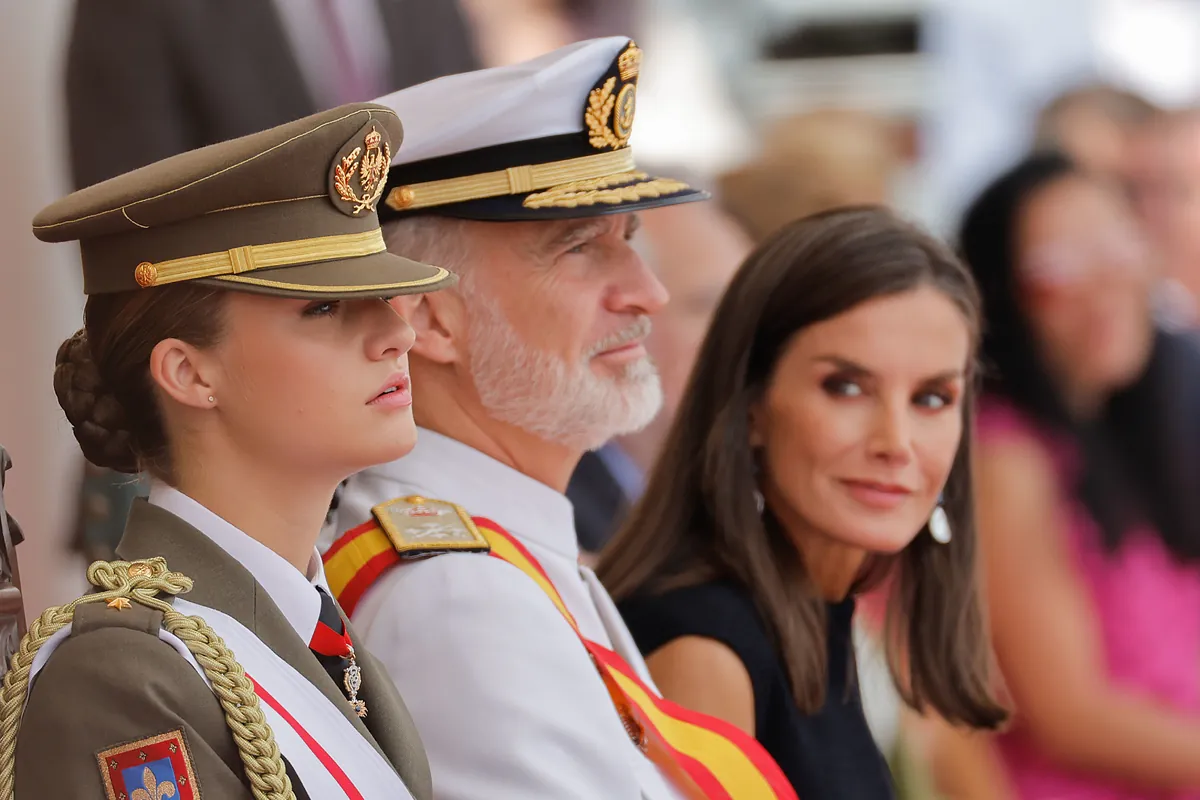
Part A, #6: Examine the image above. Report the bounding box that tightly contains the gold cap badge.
[330,121,392,217]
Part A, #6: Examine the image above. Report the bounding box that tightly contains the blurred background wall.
[0,0,88,614]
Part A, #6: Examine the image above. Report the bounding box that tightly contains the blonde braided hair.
[0,557,295,800]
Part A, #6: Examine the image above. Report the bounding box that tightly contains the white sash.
[28,600,415,800]
[173,598,415,800]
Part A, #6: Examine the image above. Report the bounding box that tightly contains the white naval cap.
[372,37,707,221]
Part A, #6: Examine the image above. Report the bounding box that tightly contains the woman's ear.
[390,291,465,365]
[148,338,217,409]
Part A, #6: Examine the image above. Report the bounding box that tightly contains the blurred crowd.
[9,0,1200,798]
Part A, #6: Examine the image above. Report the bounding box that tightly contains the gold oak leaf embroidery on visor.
[522,171,690,210]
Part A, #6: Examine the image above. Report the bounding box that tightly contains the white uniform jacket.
[332,428,686,800]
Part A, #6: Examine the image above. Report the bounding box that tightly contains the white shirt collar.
[365,428,580,561]
[148,482,329,643]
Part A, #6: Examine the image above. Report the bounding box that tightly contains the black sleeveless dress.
[619,580,895,799]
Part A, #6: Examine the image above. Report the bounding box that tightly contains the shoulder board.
[72,595,166,634]
[20,558,191,707]
[324,496,490,615]
[371,495,491,557]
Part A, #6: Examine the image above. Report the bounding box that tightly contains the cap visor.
[199,250,455,298]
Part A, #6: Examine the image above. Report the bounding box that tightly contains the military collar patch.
[329,119,393,217]
[96,729,200,800]
[584,40,641,152]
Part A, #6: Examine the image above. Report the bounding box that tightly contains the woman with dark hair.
[599,207,1006,798]
[963,151,1200,797]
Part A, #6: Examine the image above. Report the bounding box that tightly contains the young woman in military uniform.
[3,102,453,800]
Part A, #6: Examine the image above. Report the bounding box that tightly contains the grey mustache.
[587,316,652,357]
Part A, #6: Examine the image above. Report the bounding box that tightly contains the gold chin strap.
[384,148,637,212]
[131,228,387,289]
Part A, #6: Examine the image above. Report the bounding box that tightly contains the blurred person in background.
[1032,84,1161,188]
[1129,109,1200,330]
[65,0,481,190]
[601,207,1007,799]
[961,151,1200,798]
[568,195,752,554]
[1034,86,1200,332]
[718,110,905,242]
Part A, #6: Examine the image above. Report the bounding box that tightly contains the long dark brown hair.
[599,206,1006,728]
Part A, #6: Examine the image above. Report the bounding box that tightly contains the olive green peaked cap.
[33,103,454,299]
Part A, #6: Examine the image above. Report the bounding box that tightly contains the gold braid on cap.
[131,228,386,289]
[385,149,637,212]
[0,558,297,800]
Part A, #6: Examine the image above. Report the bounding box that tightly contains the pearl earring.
[207,395,216,403]
[929,493,952,544]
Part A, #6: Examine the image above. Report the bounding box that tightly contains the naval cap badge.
[584,41,641,151]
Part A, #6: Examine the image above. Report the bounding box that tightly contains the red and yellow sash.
[324,504,799,800]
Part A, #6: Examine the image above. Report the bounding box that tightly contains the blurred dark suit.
[1106,330,1200,551]
[65,0,480,189]
[568,447,643,554]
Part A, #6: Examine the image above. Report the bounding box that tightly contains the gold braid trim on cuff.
[0,558,296,800]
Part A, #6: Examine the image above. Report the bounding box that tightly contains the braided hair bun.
[53,329,140,473]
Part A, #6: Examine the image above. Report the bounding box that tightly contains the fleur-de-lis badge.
[130,766,177,800]
[333,125,391,215]
[97,730,196,800]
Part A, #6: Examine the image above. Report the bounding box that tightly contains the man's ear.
[390,290,466,365]
[148,338,218,410]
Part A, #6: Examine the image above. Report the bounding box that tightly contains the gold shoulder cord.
[0,557,296,800]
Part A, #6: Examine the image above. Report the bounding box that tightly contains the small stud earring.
[929,492,951,544]
[207,395,216,403]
